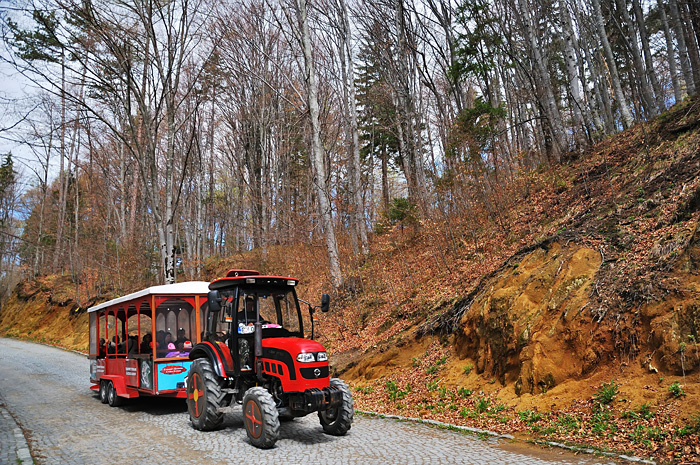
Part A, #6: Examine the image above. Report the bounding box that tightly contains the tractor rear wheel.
[99,380,109,404]
[319,378,353,436]
[186,359,225,431]
[106,381,123,407]
[243,387,280,449]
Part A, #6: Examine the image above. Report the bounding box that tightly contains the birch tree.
[292,0,343,288]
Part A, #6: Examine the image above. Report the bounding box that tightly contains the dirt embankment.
[0,275,90,351]
[445,223,699,397]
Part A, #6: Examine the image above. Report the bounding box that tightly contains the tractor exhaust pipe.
[254,321,264,382]
[254,321,263,357]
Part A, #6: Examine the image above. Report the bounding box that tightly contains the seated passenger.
[237,297,257,324]
[165,342,180,358]
[140,333,152,354]
[171,341,193,357]
[175,328,188,348]
[107,336,119,355]
[157,332,172,357]
[163,332,173,349]
[98,338,106,358]
[127,336,139,357]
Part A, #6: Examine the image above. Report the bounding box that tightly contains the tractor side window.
[277,292,301,334]
[257,295,276,324]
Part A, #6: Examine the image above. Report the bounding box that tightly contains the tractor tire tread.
[319,378,353,436]
[243,387,280,449]
[188,359,226,431]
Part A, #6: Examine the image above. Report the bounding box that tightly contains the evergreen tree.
[355,24,400,212]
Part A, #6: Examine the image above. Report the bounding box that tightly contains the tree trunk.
[518,0,567,159]
[615,0,656,117]
[570,2,604,134]
[591,0,635,128]
[393,0,427,212]
[681,1,700,90]
[658,0,683,102]
[295,0,343,289]
[669,0,696,94]
[633,0,665,112]
[339,0,368,256]
[560,0,589,147]
[53,52,67,272]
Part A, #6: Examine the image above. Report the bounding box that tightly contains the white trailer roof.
[87,281,211,313]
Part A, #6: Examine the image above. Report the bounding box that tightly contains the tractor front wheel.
[186,359,225,431]
[243,387,280,449]
[319,378,353,436]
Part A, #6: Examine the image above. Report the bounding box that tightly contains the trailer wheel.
[319,378,353,436]
[106,381,123,407]
[186,359,225,431]
[243,387,280,449]
[99,380,109,404]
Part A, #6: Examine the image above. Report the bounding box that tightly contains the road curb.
[357,410,656,464]
[0,402,33,464]
[357,409,514,439]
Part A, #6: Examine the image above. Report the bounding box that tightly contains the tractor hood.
[262,337,326,355]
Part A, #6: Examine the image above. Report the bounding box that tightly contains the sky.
[0,1,61,189]
[0,51,60,191]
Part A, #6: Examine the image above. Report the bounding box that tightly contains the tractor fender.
[100,375,139,398]
[189,341,233,378]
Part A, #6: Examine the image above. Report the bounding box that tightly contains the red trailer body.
[87,282,210,405]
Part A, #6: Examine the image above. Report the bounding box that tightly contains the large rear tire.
[243,387,280,449]
[186,359,225,431]
[99,380,109,404]
[319,378,353,436]
[106,381,123,407]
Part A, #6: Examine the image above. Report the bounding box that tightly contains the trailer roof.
[87,281,211,313]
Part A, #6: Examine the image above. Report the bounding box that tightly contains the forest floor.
[2,98,700,463]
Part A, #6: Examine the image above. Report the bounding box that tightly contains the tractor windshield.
[236,287,302,336]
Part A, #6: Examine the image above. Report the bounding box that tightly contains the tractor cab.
[186,269,352,448]
[203,271,309,373]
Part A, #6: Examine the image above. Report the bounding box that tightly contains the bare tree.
[291,0,343,287]
[590,0,634,128]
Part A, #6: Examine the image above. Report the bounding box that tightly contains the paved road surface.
[0,338,620,465]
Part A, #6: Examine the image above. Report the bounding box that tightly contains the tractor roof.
[209,270,298,290]
[225,269,260,277]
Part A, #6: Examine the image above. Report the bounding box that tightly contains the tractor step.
[222,388,238,394]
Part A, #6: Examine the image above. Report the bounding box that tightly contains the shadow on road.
[89,391,187,415]
[88,389,339,447]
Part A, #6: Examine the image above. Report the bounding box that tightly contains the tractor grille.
[299,366,329,379]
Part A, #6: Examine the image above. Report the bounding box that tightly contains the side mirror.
[208,290,221,312]
[320,293,330,313]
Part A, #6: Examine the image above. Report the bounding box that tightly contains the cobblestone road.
[0,338,620,465]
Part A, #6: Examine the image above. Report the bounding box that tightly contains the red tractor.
[186,270,353,448]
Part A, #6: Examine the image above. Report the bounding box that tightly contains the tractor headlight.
[316,352,327,362]
[296,352,315,363]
